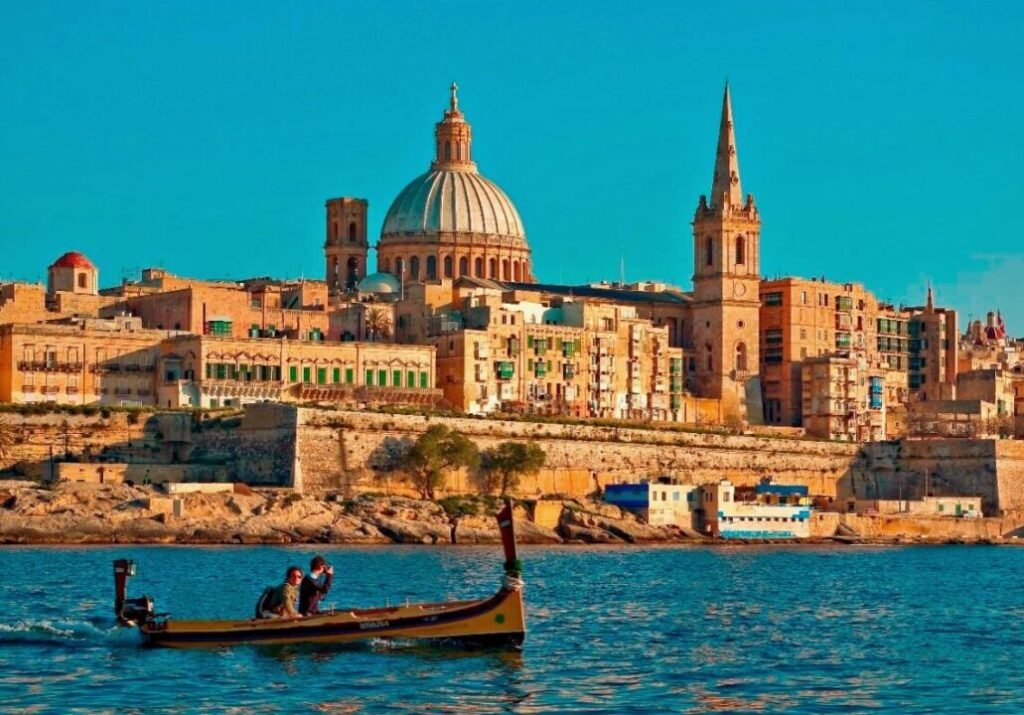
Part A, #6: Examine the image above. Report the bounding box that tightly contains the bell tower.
[324,197,369,293]
[691,83,762,417]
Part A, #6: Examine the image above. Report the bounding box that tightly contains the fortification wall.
[294,408,865,497]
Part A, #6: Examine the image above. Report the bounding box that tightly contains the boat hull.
[139,586,525,649]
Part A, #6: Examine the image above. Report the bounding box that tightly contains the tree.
[365,308,392,342]
[401,425,479,499]
[480,441,546,496]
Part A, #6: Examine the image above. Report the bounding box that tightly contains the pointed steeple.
[710,82,743,209]
[926,282,934,310]
[432,82,477,172]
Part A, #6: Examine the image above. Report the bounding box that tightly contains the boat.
[113,500,525,649]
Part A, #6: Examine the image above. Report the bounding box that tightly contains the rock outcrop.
[0,480,693,546]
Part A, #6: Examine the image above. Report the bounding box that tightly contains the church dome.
[357,271,401,294]
[381,169,524,239]
[50,251,95,269]
[379,83,527,246]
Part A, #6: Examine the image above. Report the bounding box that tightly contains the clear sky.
[1,1,1021,333]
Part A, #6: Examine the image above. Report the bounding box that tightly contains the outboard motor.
[114,559,154,626]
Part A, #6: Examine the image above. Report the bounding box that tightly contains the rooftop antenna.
[619,255,625,287]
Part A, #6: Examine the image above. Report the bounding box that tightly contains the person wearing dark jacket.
[299,555,334,615]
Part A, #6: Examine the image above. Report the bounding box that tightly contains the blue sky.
[1,1,1021,333]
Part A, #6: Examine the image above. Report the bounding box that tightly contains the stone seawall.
[295,408,866,497]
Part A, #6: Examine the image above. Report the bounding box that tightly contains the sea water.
[1,544,1023,713]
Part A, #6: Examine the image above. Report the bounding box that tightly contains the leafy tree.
[402,425,479,499]
[480,441,546,496]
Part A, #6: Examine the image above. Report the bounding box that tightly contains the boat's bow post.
[496,499,524,590]
[113,558,155,627]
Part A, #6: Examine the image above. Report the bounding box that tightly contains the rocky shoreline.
[0,480,1011,547]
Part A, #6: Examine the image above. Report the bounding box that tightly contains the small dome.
[50,251,95,269]
[357,272,402,294]
[381,169,525,241]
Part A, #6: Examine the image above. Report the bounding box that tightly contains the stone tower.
[691,83,762,419]
[324,197,369,293]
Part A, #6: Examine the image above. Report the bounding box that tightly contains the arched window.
[445,142,451,160]
[735,235,745,265]
[502,259,510,281]
[513,261,521,281]
[410,256,420,279]
[489,258,497,279]
[443,256,453,278]
[705,236,714,266]
[346,257,359,288]
[426,256,437,279]
[395,257,404,277]
[77,273,88,289]
[332,222,339,241]
[459,257,468,276]
[348,222,357,243]
[735,342,748,372]
[474,257,483,277]
[456,143,461,160]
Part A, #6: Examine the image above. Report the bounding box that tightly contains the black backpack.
[254,586,275,618]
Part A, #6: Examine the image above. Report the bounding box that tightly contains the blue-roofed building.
[604,481,700,527]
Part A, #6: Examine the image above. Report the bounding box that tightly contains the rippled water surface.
[2,544,1024,713]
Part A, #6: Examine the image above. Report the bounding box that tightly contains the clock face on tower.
[733,282,747,297]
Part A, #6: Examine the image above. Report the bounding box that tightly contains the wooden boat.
[114,501,525,649]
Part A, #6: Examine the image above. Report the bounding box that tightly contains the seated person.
[299,555,334,616]
[261,566,304,618]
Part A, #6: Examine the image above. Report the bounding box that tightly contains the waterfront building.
[603,482,700,527]
[0,317,171,406]
[700,479,811,538]
[157,334,437,409]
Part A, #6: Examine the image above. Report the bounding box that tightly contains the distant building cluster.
[1,83,1022,440]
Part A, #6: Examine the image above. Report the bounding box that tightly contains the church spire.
[710,82,743,209]
[432,82,476,172]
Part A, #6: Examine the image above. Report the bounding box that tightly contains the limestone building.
[690,85,762,418]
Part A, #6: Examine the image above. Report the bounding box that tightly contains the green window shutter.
[289,366,297,383]
[393,370,402,387]
[345,368,354,384]
[333,368,340,384]
[527,335,534,348]
[206,364,213,379]
[302,367,311,383]
[419,371,429,388]
[407,370,415,388]
[547,359,552,371]
[365,370,374,385]
[378,369,387,386]
[317,368,326,385]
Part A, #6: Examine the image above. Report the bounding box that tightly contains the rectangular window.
[317,368,327,385]
[419,371,429,389]
[764,292,783,306]
[289,366,298,383]
[345,368,354,384]
[406,370,415,388]
[393,370,402,387]
[765,329,783,345]
[333,367,341,384]
[302,366,311,383]
[378,369,387,386]
[365,370,374,386]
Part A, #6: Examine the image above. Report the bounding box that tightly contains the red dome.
[50,251,95,270]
